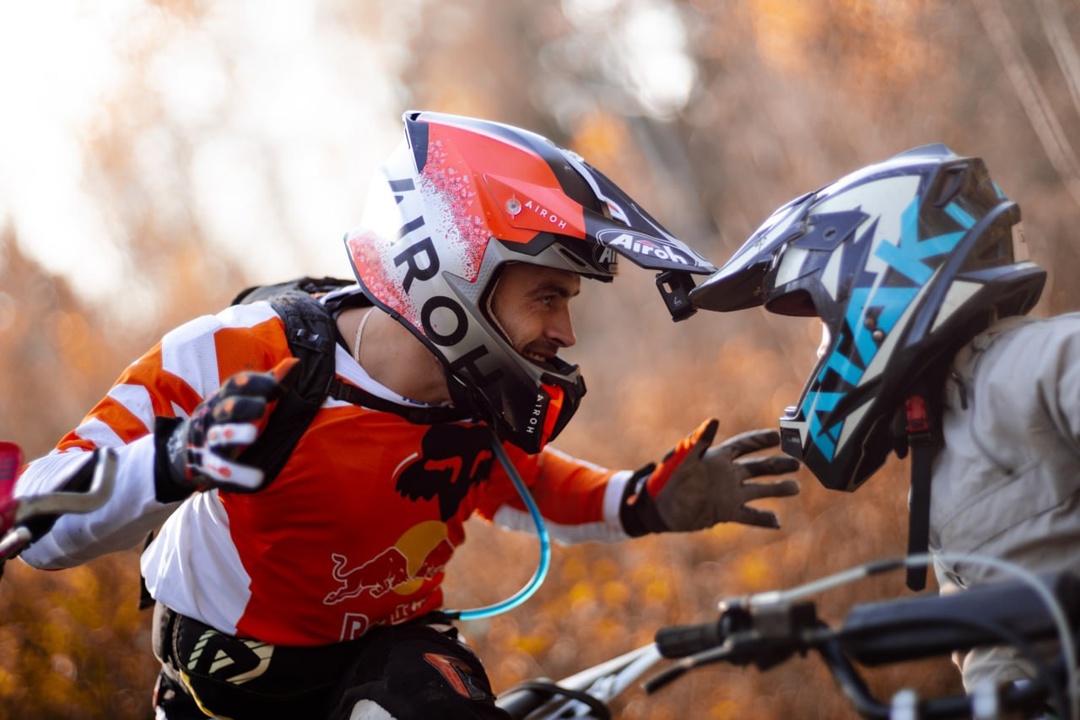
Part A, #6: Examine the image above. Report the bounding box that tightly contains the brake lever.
[643,644,737,694]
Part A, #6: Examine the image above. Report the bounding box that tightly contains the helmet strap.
[904,392,934,591]
[445,371,484,420]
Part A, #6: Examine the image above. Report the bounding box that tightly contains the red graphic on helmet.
[417,138,489,282]
[345,229,420,327]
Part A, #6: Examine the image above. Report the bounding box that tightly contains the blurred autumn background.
[1,0,1079,717]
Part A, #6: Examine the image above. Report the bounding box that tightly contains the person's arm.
[15,302,287,568]
[483,444,629,544]
[1043,315,1080,443]
[480,419,801,544]
[17,436,171,568]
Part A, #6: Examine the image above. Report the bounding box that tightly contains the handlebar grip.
[839,570,1080,666]
[494,684,551,716]
[655,621,724,659]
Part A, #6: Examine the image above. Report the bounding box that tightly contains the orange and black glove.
[619,419,801,536]
[154,358,299,499]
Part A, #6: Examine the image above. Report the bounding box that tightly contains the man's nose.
[548,308,576,348]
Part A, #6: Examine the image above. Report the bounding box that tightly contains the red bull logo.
[323,521,455,606]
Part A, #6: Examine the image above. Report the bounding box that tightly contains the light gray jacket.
[931,313,1080,689]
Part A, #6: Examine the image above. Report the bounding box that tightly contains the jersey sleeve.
[16,302,289,569]
[1041,314,1080,445]
[474,444,634,544]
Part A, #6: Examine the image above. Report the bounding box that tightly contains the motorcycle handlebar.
[838,570,1080,666]
[648,570,1080,719]
[0,448,117,560]
[654,620,725,659]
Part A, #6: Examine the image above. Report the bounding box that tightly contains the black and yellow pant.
[151,603,510,720]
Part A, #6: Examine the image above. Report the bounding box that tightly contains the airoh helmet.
[346,111,715,453]
[689,144,1046,492]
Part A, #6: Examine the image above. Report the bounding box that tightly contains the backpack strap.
[236,281,471,479]
[235,289,338,486]
[904,392,934,592]
[231,276,355,305]
[326,378,472,425]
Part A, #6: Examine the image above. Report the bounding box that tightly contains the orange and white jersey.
[16,298,633,646]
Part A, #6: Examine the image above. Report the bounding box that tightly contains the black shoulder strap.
[231,276,354,305]
[233,278,472,481]
[904,392,934,592]
[235,289,338,486]
[325,377,472,425]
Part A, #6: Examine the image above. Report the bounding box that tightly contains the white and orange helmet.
[346,111,715,453]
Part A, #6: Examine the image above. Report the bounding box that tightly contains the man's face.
[490,263,581,366]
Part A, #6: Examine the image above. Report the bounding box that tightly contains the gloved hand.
[154,358,299,499]
[619,418,801,536]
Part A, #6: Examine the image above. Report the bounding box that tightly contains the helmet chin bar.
[444,366,579,455]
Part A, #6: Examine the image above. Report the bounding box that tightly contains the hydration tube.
[444,437,552,621]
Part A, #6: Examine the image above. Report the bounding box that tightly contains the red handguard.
[0,442,24,537]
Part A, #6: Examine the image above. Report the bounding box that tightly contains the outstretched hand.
[161,358,300,494]
[621,418,801,535]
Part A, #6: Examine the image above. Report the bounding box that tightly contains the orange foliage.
[3,1,1080,718]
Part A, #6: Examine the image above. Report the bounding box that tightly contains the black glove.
[620,418,801,536]
[154,358,299,499]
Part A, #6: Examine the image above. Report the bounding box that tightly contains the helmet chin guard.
[346,111,714,453]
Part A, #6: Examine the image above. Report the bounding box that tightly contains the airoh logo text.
[388,178,501,389]
[520,199,568,231]
[526,392,546,436]
[596,228,691,265]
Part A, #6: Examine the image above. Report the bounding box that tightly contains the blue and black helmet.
[690,144,1046,492]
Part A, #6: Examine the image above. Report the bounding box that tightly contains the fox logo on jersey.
[395,425,494,521]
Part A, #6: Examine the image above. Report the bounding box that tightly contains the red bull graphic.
[323,522,456,606]
[324,548,410,605]
[415,538,453,579]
